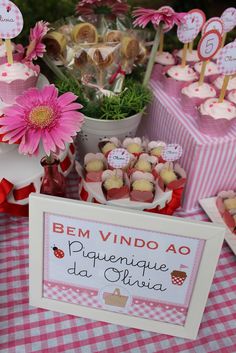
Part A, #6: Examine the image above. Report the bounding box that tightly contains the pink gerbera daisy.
[75,0,129,19]
[0,85,84,156]
[25,21,49,61]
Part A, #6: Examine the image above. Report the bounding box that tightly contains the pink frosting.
[227,89,236,105]
[166,65,198,82]
[213,75,236,91]
[155,51,175,66]
[181,82,216,99]
[199,98,236,120]
[194,61,219,76]
[176,49,199,63]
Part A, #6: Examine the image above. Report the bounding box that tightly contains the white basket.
[77,112,143,158]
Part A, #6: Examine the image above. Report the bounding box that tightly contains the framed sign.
[29,194,225,340]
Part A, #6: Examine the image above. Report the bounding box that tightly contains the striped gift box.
[138,80,236,211]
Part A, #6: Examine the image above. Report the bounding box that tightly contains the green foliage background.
[14,0,236,45]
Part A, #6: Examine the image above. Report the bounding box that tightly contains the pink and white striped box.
[138,80,236,211]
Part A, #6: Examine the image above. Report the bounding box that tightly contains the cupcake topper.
[162,144,182,170]
[197,30,221,85]
[177,13,200,67]
[0,1,23,64]
[107,148,132,169]
[202,17,224,37]
[217,41,236,102]
[188,9,206,53]
[220,8,236,47]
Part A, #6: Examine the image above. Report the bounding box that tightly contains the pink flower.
[25,21,49,61]
[132,6,186,32]
[75,0,129,19]
[0,85,84,156]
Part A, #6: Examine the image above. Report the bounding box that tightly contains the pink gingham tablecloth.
[1,170,236,353]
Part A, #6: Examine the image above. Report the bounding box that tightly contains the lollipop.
[121,36,140,62]
[72,23,98,44]
[43,31,67,59]
[105,30,122,43]
[74,49,88,68]
[88,46,115,86]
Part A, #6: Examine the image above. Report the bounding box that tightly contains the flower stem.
[143,24,162,87]
[43,54,69,82]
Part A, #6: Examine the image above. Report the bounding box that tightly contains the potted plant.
[56,76,152,156]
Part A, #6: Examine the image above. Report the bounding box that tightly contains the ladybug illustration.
[52,245,64,259]
[6,5,11,13]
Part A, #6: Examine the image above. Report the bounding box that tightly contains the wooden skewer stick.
[218,75,230,103]
[198,61,207,86]
[158,28,164,54]
[5,39,13,64]
[188,40,194,53]
[181,43,188,68]
[221,33,227,48]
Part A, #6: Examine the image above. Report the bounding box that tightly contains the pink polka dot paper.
[0,1,23,39]
[221,7,236,33]
[217,41,236,75]
[177,13,200,44]
[162,144,183,162]
[108,148,131,169]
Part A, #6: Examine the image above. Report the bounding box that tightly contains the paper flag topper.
[202,17,224,36]
[217,41,236,76]
[162,144,183,162]
[177,13,200,43]
[188,9,206,31]
[0,1,23,39]
[221,7,236,33]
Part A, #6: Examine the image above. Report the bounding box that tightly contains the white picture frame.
[29,194,225,340]
[200,197,236,255]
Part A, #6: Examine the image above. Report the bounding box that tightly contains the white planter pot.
[77,111,143,157]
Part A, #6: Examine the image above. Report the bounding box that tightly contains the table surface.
[1,171,236,353]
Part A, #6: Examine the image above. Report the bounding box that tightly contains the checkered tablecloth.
[1,170,236,353]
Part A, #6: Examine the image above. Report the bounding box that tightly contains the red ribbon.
[109,65,126,85]
[0,178,31,217]
[145,188,184,215]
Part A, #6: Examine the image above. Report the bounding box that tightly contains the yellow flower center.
[29,106,54,128]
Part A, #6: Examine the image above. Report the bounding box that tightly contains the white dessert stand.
[0,75,75,208]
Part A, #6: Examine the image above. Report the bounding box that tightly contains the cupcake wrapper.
[171,275,186,286]
[0,75,39,104]
[104,185,129,201]
[85,171,103,182]
[197,111,236,137]
[181,94,204,117]
[162,67,196,99]
[130,190,154,203]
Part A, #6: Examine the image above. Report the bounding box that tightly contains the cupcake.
[227,89,236,106]
[122,137,144,157]
[216,191,236,234]
[171,270,187,286]
[154,163,186,191]
[0,42,24,65]
[174,48,200,65]
[99,137,120,157]
[153,51,176,81]
[0,62,39,104]
[213,75,236,96]
[130,171,155,203]
[198,98,236,136]
[162,65,198,98]
[193,61,219,83]
[102,169,129,200]
[84,153,106,182]
[131,154,157,174]
[148,141,166,163]
[181,82,216,117]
